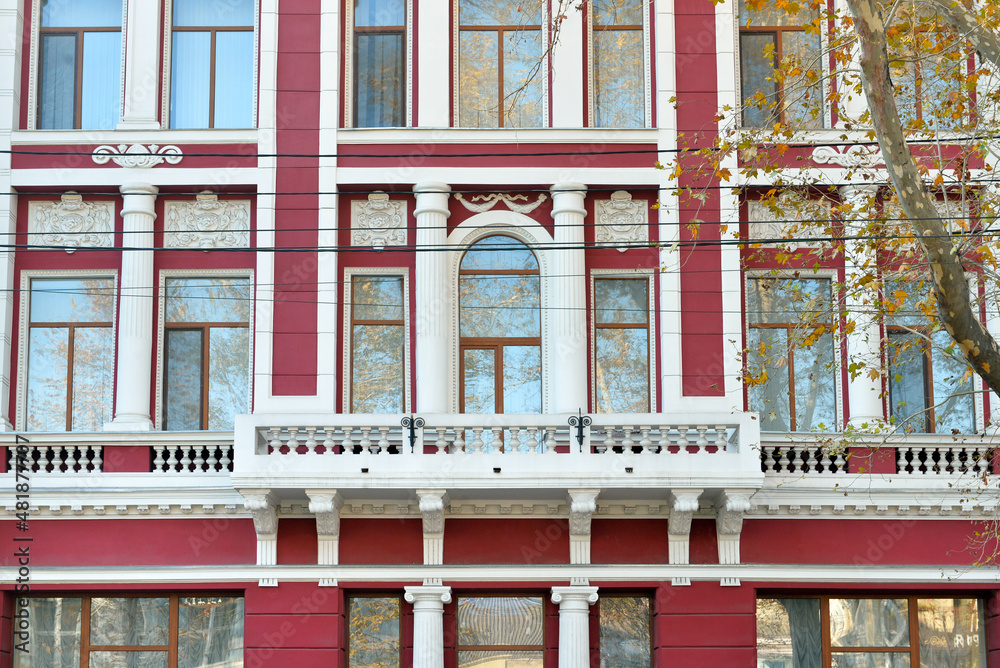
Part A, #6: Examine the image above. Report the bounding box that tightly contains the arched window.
[459,235,541,413]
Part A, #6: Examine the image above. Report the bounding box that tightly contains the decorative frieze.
[594,190,648,251]
[28,193,114,252]
[164,193,251,249]
[454,192,548,214]
[92,143,183,168]
[352,192,407,249]
[746,197,828,245]
[811,145,883,169]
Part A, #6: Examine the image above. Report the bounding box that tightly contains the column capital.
[551,586,599,607]
[404,585,453,606]
[414,183,453,218]
[550,182,587,216]
[119,182,160,197]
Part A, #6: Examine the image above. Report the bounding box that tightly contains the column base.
[104,418,155,432]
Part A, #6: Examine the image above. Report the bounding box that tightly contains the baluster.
[452,427,465,454]
[206,446,219,472]
[359,427,373,453]
[526,428,539,454]
[193,446,205,472]
[714,425,728,451]
[897,446,909,474]
[377,427,391,454]
[166,446,179,472]
[972,445,986,474]
[544,427,557,455]
[677,426,690,451]
[819,447,832,474]
[695,426,710,452]
[490,426,503,454]
[508,427,522,454]
[341,427,355,454]
[287,428,300,455]
[805,445,819,474]
[435,427,448,454]
[639,427,652,454]
[834,448,847,475]
[65,445,79,473]
[305,428,318,454]
[153,446,165,472]
[777,446,790,473]
[42,445,53,473]
[269,428,282,454]
[466,427,482,454]
[657,426,669,455]
[179,446,192,472]
[323,428,337,455]
[602,428,615,454]
[621,426,634,453]
[92,446,102,473]
[220,447,233,471]
[762,445,776,472]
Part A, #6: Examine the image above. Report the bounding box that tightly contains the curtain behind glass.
[171,32,211,128]
[356,33,404,127]
[81,31,121,129]
[40,35,75,129]
[215,31,254,128]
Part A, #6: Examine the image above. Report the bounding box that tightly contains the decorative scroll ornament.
[746,198,827,245]
[92,143,183,168]
[595,190,648,251]
[243,492,278,536]
[568,490,599,536]
[418,490,448,534]
[716,492,752,536]
[811,145,884,169]
[454,192,548,214]
[308,492,344,537]
[351,192,407,249]
[28,193,113,253]
[164,192,251,249]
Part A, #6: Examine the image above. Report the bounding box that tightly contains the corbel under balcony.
[306,489,344,587]
[240,489,278,587]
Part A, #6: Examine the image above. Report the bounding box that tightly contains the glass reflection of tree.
[592,0,645,127]
[594,279,649,413]
[598,597,651,667]
[351,276,405,413]
[459,236,541,415]
[349,597,400,668]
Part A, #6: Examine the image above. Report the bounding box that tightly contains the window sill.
[11,128,259,146]
[338,127,660,144]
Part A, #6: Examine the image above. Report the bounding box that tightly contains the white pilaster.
[550,6,584,127]
[417,489,449,570]
[241,489,279,587]
[840,185,885,430]
[551,586,599,668]
[416,0,450,126]
[106,182,157,431]
[667,489,702,586]
[414,183,452,412]
[118,0,162,129]
[307,489,343,586]
[715,490,752,586]
[549,183,588,413]
[404,585,452,668]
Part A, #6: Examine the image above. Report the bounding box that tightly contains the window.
[14,595,244,668]
[756,596,986,667]
[887,282,976,433]
[348,596,401,667]
[738,0,823,128]
[350,0,406,127]
[24,277,115,431]
[746,276,837,431]
[591,0,646,127]
[457,596,544,667]
[459,236,541,414]
[169,0,255,129]
[348,274,406,413]
[37,0,122,129]
[163,277,251,430]
[593,277,651,413]
[457,0,544,128]
[598,596,651,667]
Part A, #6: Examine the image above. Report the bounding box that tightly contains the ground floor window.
[348,595,401,667]
[457,595,545,666]
[756,596,985,667]
[14,595,244,668]
[598,595,651,666]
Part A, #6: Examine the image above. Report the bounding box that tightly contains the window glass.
[26,277,115,431]
[173,0,255,26]
[458,0,544,128]
[599,596,651,667]
[595,278,650,413]
[42,0,121,27]
[90,598,170,646]
[164,277,251,430]
[746,277,836,431]
[348,597,400,667]
[178,597,245,668]
[592,0,644,127]
[457,596,544,667]
[13,597,82,667]
[353,0,405,127]
[351,276,405,413]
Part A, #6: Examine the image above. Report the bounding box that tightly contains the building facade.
[0,0,998,666]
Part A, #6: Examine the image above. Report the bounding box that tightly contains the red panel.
[337,143,656,169]
[9,144,258,170]
[244,648,339,668]
[102,446,151,472]
[276,54,322,92]
[245,613,341,648]
[276,519,318,565]
[655,613,756,647]
[673,0,716,13]
[339,519,423,564]
[0,519,255,566]
[654,647,757,667]
[281,0,323,13]
[276,94,321,130]
[675,53,718,92]
[653,581,756,617]
[444,519,569,565]
[742,519,998,565]
[590,519,670,564]
[848,447,897,474]
[688,519,720,564]
[245,583,341,615]
[277,15,322,54]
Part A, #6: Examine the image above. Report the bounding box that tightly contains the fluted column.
[119,0,162,129]
[840,185,884,429]
[106,183,157,431]
[550,183,588,413]
[551,586,598,668]
[404,585,452,668]
[414,183,452,413]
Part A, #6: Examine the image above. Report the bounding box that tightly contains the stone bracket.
[241,489,278,587]
[417,489,449,565]
[667,489,702,586]
[307,489,344,583]
[716,490,753,586]
[568,489,600,567]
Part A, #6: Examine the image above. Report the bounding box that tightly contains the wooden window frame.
[346,594,403,668]
[455,594,546,659]
[738,23,816,128]
[757,595,986,667]
[348,273,407,413]
[591,275,653,414]
[352,20,406,128]
[588,0,649,128]
[16,593,244,668]
[37,23,121,129]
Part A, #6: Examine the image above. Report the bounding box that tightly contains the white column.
[987,259,1000,429]
[414,183,452,413]
[106,183,157,431]
[550,183,588,413]
[119,0,162,129]
[551,586,598,668]
[840,185,884,429]
[416,0,450,126]
[404,585,452,668]
[550,6,584,127]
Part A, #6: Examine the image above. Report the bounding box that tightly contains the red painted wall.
[591,519,670,564]
[339,518,423,565]
[444,519,569,565]
[654,582,757,667]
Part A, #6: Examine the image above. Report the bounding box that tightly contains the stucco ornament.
[308,492,344,537]
[454,192,548,214]
[595,191,648,251]
[716,492,753,536]
[668,492,701,535]
[568,490,599,536]
[746,197,828,245]
[811,145,884,169]
[164,192,251,249]
[352,192,407,249]
[243,492,278,536]
[29,193,113,252]
[418,490,448,534]
[92,143,183,168]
